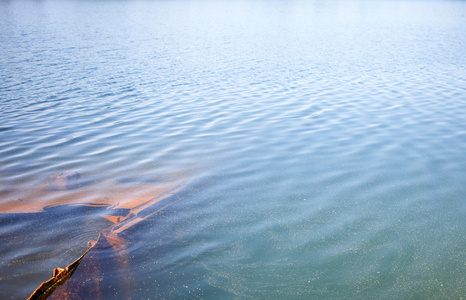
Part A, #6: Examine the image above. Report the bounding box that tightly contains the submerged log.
[26,176,203,300]
[48,232,130,300]
[27,243,95,300]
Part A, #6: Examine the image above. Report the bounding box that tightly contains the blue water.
[1,0,465,298]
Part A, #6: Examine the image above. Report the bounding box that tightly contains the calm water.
[1,0,466,298]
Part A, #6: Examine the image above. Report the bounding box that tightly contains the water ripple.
[1,0,466,298]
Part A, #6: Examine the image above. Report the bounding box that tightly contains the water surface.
[1,0,465,298]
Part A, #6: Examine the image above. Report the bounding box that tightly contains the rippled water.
[1,0,465,298]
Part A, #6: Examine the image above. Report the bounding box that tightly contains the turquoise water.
[1,0,465,298]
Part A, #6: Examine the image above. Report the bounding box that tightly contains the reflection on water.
[1,0,466,298]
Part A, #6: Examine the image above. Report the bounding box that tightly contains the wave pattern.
[1,0,465,299]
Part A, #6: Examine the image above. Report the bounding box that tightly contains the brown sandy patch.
[0,171,189,214]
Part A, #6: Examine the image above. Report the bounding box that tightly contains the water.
[1,0,465,298]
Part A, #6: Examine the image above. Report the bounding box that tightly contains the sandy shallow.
[0,171,191,214]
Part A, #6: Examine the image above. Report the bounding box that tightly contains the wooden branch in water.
[27,242,96,300]
[26,177,204,300]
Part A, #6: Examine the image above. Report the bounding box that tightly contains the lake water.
[1,0,465,298]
